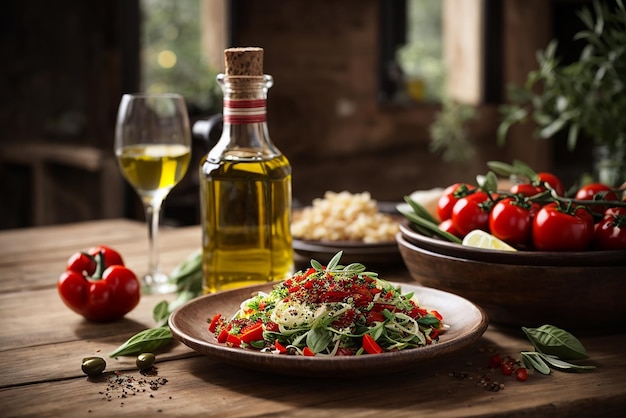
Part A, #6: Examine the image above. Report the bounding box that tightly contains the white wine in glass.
[115,93,191,294]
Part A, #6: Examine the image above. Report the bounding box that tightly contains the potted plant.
[498,0,626,186]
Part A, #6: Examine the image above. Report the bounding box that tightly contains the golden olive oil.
[200,152,293,293]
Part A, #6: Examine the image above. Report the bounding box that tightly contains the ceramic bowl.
[396,229,626,331]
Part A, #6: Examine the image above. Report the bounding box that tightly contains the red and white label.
[223,99,266,124]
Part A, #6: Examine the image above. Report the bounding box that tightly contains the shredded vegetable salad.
[208,252,445,356]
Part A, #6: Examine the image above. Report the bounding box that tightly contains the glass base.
[141,272,177,295]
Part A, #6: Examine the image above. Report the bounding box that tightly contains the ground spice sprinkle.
[99,369,168,403]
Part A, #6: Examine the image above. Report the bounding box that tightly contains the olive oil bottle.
[199,47,294,293]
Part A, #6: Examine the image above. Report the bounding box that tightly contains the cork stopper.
[224,47,264,76]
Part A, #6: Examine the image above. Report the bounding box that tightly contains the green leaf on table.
[537,353,596,372]
[521,351,551,375]
[153,300,170,325]
[109,326,173,357]
[522,324,589,360]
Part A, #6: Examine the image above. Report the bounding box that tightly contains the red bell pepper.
[363,334,383,354]
[57,246,140,322]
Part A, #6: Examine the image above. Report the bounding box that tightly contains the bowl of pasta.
[291,191,403,265]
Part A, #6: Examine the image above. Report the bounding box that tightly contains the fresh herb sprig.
[519,324,596,374]
[109,250,204,358]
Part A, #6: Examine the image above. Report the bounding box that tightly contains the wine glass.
[115,93,191,294]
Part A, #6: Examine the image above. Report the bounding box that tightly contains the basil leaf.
[417,314,441,326]
[521,351,551,375]
[169,249,202,286]
[537,353,596,372]
[306,327,332,353]
[109,326,173,357]
[153,300,170,324]
[522,325,588,360]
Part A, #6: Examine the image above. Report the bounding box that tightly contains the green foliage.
[429,99,477,163]
[141,0,221,112]
[397,0,445,101]
[498,0,626,153]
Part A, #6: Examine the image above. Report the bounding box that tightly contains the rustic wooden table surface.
[0,219,624,417]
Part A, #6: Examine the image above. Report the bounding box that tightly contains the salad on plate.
[209,252,446,356]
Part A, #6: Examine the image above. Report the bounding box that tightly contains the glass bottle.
[199,48,293,293]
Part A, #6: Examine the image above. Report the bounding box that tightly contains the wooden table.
[1,219,625,417]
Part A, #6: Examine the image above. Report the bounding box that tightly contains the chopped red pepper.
[226,333,241,348]
[240,322,264,343]
[302,347,315,356]
[217,329,229,343]
[275,340,288,354]
[363,334,383,354]
[208,313,222,333]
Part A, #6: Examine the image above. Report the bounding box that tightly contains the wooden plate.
[292,238,401,265]
[169,282,489,378]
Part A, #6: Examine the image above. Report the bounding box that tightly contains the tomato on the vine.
[451,192,493,237]
[510,183,542,197]
[575,183,619,215]
[438,218,462,238]
[536,172,565,196]
[593,207,626,250]
[532,203,593,251]
[436,183,475,222]
[511,172,565,197]
[489,197,540,246]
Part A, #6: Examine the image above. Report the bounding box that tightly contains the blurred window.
[140,0,222,114]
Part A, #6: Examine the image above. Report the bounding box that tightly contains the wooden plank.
[1,328,625,417]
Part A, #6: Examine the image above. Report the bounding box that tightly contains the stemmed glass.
[115,93,191,294]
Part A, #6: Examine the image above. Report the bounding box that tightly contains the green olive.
[81,357,106,377]
[136,352,155,370]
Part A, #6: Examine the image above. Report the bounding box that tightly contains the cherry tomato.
[510,183,542,197]
[488,353,502,369]
[536,172,565,196]
[436,183,475,222]
[593,207,626,250]
[501,360,515,376]
[489,197,540,246]
[438,218,462,238]
[575,183,620,215]
[515,367,529,381]
[451,192,492,237]
[532,203,593,251]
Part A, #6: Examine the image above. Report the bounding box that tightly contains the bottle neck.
[213,74,278,157]
[223,98,267,125]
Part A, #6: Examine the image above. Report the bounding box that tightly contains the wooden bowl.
[396,232,626,330]
[399,222,626,267]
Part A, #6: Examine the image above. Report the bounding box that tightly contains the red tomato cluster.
[489,353,528,382]
[436,177,626,251]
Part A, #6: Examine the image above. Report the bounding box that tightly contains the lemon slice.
[462,230,517,251]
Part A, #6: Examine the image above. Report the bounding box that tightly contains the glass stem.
[145,202,162,277]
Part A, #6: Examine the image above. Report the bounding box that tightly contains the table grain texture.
[0,219,624,417]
